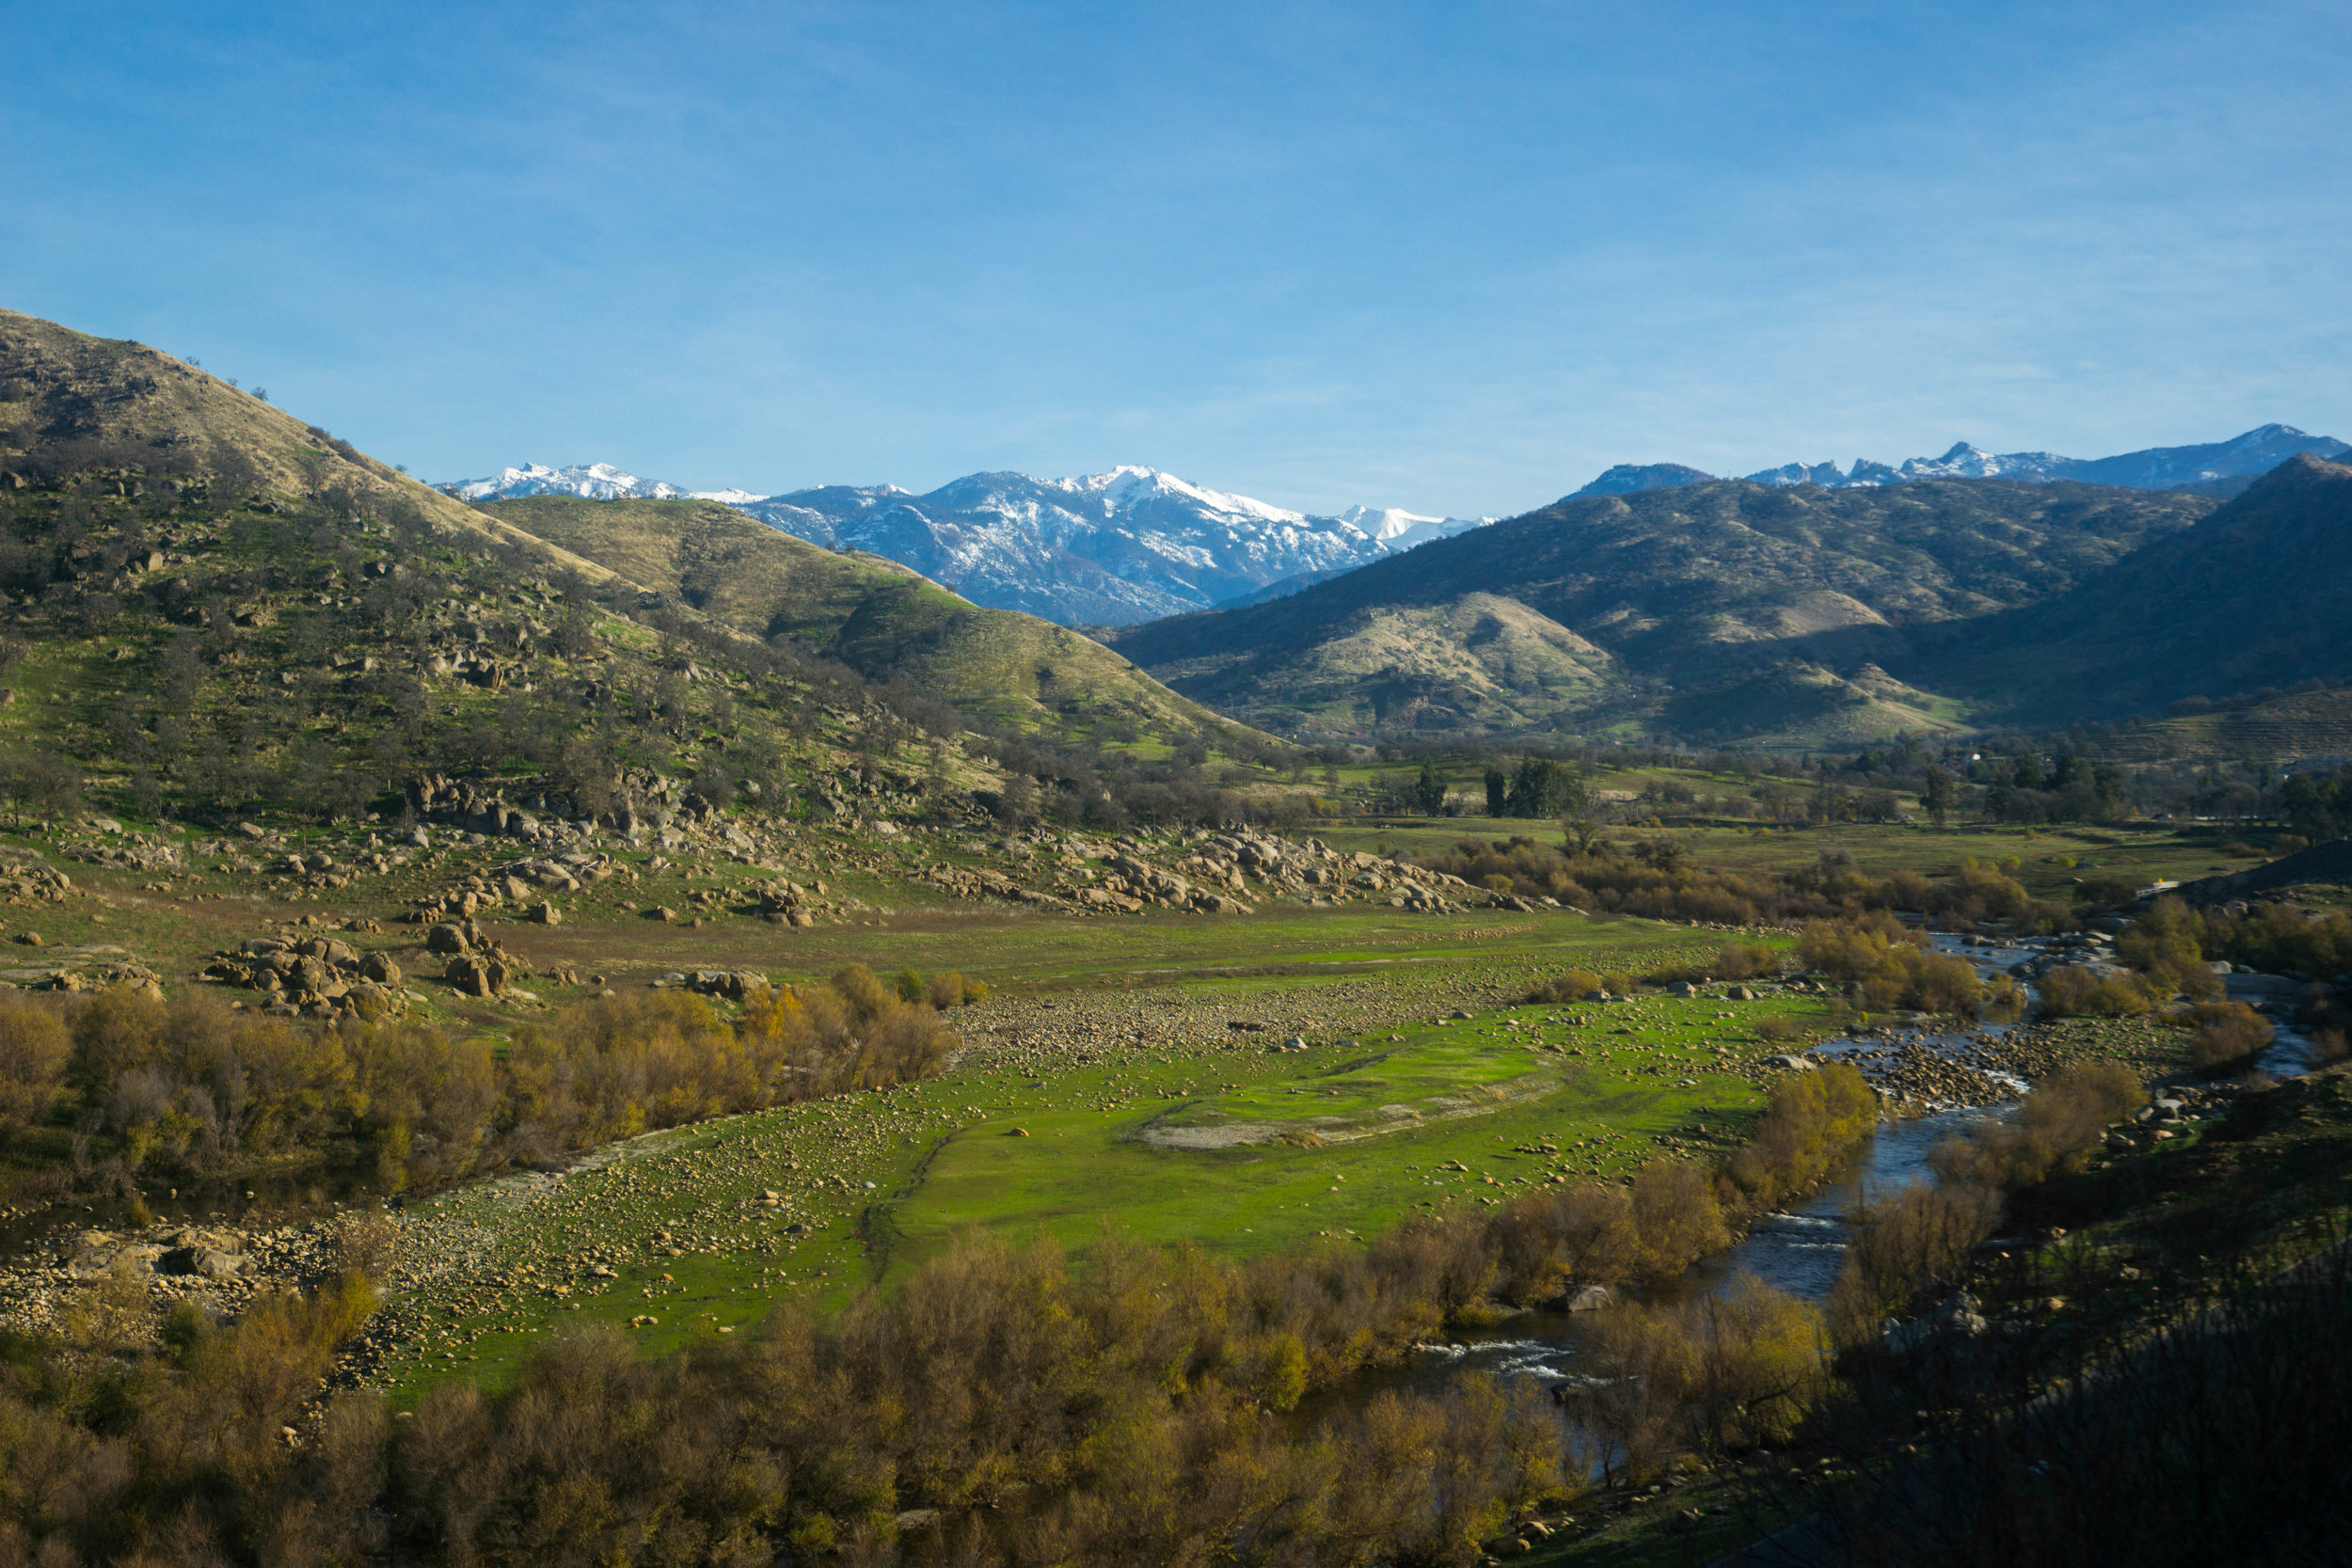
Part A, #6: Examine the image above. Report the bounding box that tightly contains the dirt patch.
[1140,1071,1560,1150]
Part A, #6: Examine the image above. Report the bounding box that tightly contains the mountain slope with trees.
[0,308,1279,827]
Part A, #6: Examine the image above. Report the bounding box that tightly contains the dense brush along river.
[8,929,2321,1413]
[1308,934,2054,1414]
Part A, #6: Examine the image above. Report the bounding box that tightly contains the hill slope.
[474,495,1267,750]
[0,310,627,588]
[1107,478,2216,744]
[0,309,1011,824]
[1917,454,2352,725]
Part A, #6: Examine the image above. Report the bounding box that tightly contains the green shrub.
[1526,967,1605,1004]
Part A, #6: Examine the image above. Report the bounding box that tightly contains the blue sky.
[6,1,2346,517]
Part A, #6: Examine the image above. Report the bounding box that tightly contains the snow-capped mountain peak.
[448,461,689,501]
[1895,443,2074,482]
[1333,504,1493,550]
[1084,465,1308,525]
[443,459,1494,627]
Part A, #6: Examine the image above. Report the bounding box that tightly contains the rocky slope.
[0,308,1284,836]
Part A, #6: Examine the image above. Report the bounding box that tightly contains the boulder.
[360,952,402,986]
[529,901,561,926]
[425,924,471,956]
[444,955,508,997]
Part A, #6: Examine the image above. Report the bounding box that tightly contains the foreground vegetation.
[0,1054,1882,1567]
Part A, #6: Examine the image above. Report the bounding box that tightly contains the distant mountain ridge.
[446,462,1491,626]
[448,461,763,505]
[1573,424,2347,498]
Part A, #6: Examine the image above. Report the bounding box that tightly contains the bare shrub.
[1721,1061,1879,1212]
[2186,999,2274,1071]
[0,993,69,1137]
[1827,1178,2004,1346]
[2038,964,2153,1018]
[1571,1272,1827,1473]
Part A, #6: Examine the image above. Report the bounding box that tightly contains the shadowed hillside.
[1915,454,2352,725]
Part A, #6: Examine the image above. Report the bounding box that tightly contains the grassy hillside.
[2082,687,2352,764]
[0,309,1288,826]
[0,309,621,585]
[1108,477,2215,747]
[0,309,1009,822]
[478,495,1272,752]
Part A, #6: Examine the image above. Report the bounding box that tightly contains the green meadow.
[371,968,1834,1406]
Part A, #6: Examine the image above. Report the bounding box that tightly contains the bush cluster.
[2130,895,2352,983]
[1401,840,2048,934]
[1826,1061,2146,1343]
[0,964,961,1196]
[1799,911,2012,1017]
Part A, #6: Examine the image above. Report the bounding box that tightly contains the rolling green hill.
[474,495,1268,751]
[1107,477,2216,746]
